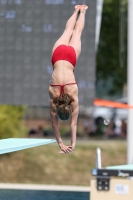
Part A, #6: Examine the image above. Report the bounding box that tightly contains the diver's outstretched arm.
[70,100,79,150]
[50,100,73,154]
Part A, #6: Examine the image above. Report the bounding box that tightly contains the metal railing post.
[96,147,102,169]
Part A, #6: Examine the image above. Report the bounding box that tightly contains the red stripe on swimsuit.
[50,83,77,97]
[51,45,76,67]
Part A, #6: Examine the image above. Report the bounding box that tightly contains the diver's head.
[55,93,73,121]
[56,104,72,121]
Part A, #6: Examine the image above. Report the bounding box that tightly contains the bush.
[0,105,26,139]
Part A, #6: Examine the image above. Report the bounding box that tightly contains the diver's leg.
[52,5,81,53]
[69,5,88,59]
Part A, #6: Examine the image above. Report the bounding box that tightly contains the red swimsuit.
[51,45,77,67]
[51,45,77,96]
[50,83,77,97]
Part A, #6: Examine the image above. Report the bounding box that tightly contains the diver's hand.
[71,144,75,151]
[59,143,73,154]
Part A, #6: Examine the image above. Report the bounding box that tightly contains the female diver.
[49,4,88,154]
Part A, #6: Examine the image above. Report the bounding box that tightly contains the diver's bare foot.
[75,5,81,9]
[82,4,88,10]
[80,4,88,14]
[74,5,81,13]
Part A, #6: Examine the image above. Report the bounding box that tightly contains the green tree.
[96,0,127,96]
[0,105,26,139]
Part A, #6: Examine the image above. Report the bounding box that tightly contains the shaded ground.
[0,140,126,186]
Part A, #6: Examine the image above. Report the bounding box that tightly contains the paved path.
[0,183,90,192]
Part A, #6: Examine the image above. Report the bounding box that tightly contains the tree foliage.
[96,0,127,95]
[0,105,26,139]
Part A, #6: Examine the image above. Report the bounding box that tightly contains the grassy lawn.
[0,140,126,186]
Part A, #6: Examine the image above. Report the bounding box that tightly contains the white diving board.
[106,164,133,170]
[0,138,56,155]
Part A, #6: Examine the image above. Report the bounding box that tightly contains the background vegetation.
[96,0,127,96]
[0,105,26,139]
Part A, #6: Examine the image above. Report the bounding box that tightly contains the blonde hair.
[54,93,73,121]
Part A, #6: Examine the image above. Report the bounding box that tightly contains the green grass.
[0,140,126,186]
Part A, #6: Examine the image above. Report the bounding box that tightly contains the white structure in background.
[96,148,102,169]
[95,0,103,51]
[84,0,103,116]
[127,0,133,164]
